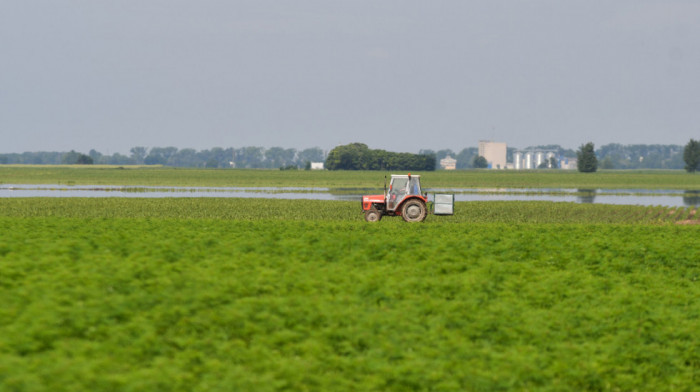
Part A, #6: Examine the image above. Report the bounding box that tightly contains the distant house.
[440,155,457,170]
[310,162,324,170]
[559,158,577,170]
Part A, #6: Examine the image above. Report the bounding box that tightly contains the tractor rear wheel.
[365,208,382,222]
[401,200,427,222]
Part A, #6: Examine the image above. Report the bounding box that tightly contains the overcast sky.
[2,1,699,154]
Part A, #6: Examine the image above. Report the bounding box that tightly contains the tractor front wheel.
[365,208,382,222]
[401,200,427,222]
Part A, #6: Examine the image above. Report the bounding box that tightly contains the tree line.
[597,144,685,170]
[2,141,698,171]
[577,140,700,173]
[0,147,326,169]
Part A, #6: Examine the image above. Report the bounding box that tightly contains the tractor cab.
[362,174,428,222]
[387,174,422,211]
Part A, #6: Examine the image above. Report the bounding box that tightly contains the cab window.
[409,177,421,195]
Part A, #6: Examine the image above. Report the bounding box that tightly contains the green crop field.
[1,197,699,391]
[0,198,698,224]
[2,165,700,189]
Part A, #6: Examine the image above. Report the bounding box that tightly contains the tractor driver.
[409,177,420,195]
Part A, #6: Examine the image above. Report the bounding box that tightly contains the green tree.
[61,150,94,164]
[325,143,370,170]
[600,156,614,170]
[76,154,93,164]
[89,149,103,164]
[61,150,81,164]
[104,153,134,165]
[144,154,166,165]
[683,139,700,173]
[265,147,296,169]
[234,147,264,168]
[297,147,325,166]
[326,143,434,171]
[170,148,198,167]
[577,142,598,173]
[473,155,488,168]
[456,147,478,169]
[130,147,147,164]
[144,147,177,165]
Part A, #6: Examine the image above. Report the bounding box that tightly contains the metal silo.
[535,151,544,168]
[546,152,555,168]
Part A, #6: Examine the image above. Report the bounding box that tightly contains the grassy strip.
[0,198,696,224]
[2,166,700,189]
[1,218,698,391]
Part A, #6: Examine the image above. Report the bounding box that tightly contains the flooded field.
[2,184,699,207]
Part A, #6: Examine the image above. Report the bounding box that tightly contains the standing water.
[1,185,699,207]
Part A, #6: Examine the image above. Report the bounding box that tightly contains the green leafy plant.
[1,199,699,391]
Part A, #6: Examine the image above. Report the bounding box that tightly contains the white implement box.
[433,194,454,215]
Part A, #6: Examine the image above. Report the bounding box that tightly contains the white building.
[559,158,577,170]
[440,155,457,170]
[478,141,507,169]
[310,162,324,170]
[512,149,577,170]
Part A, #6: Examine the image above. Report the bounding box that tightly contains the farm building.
[478,141,507,169]
[439,155,457,170]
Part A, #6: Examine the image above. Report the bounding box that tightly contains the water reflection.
[576,189,597,204]
[683,190,700,206]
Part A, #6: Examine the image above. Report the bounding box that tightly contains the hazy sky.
[2,1,699,154]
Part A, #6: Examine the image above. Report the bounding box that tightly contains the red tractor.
[362,174,428,222]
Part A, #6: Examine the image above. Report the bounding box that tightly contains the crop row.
[1,217,699,391]
[1,198,698,225]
